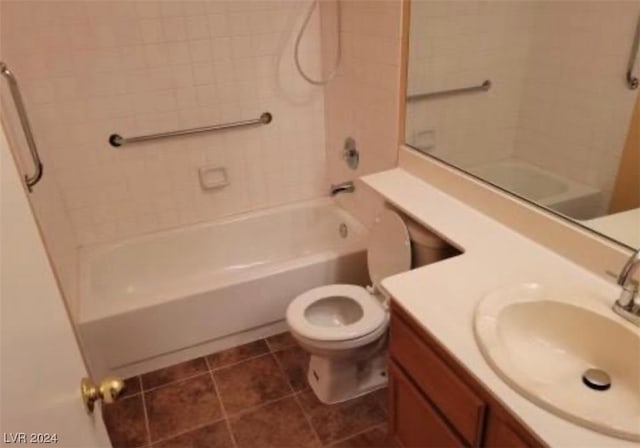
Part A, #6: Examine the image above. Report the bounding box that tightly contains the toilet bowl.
[286,208,448,404]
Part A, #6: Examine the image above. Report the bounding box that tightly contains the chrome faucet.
[330,181,355,196]
[612,248,640,326]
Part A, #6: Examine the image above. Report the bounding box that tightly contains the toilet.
[286,208,452,404]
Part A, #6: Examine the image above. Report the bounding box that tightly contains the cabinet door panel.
[390,315,485,445]
[390,362,464,448]
[484,413,532,448]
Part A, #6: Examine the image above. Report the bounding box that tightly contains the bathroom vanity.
[363,168,639,447]
[388,303,543,447]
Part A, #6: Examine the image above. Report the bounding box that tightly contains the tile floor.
[103,333,394,448]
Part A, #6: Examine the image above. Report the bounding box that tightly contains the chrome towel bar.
[109,112,273,148]
[626,14,640,90]
[0,61,44,192]
[407,80,491,102]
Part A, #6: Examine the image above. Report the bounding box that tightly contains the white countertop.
[584,208,640,249]
[362,168,638,447]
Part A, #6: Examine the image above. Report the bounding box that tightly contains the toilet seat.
[286,284,386,342]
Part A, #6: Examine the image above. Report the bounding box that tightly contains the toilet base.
[306,352,388,404]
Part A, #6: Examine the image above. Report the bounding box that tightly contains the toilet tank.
[402,215,457,267]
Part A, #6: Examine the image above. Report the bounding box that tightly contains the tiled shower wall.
[319,0,402,227]
[405,1,533,168]
[1,1,327,251]
[514,1,640,211]
[405,0,639,213]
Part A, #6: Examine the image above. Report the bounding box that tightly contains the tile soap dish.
[199,165,229,190]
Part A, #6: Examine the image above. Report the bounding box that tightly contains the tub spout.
[330,181,355,196]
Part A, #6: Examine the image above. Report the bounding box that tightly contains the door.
[0,123,111,447]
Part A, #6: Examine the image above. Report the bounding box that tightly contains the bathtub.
[77,199,369,378]
[468,160,602,220]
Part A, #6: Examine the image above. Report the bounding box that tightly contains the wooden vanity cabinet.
[388,303,546,448]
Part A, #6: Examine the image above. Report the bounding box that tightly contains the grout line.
[141,370,211,394]
[206,356,238,448]
[270,349,296,394]
[271,350,324,448]
[140,349,271,394]
[292,392,324,447]
[147,418,227,447]
[264,333,295,353]
[324,422,388,447]
[146,364,227,447]
[119,337,302,447]
[208,350,274,373]
[224,391,299,420]
[139,385,152,448]
[121,375,144,399]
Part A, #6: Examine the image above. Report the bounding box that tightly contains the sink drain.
[582,368,611,391]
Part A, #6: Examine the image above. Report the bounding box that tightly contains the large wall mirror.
[404,1,640,250]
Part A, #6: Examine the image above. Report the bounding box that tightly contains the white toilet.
[286,208,452,404]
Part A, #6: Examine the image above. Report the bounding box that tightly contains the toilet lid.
[367,209,411,293]
[286,284,386,341]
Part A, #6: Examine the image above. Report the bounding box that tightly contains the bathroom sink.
[474,283,640,441]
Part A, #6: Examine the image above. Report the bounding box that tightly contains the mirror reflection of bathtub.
[403,0,640,249]
[467,160,602,220]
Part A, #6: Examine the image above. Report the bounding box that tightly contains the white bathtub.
[78,199,369,378]
[468,160,602,220]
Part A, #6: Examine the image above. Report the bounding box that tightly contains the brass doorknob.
[81,376,124,413]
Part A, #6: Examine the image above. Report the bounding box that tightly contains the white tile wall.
[406,0,534,168]
[1,0,328,246]
[320,0,402,227]
[515,1,640,213]
[405,0,639,215]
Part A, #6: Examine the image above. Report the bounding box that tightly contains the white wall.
[320,0,403,228]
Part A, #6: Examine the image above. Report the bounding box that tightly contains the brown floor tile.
[297,390,387,445]
[141,358,208,390]
[330,424,396,448]
[213,353,292,414]
[120,376,142,398]
[206,339,269,369]
[145,374,223,442]
[103,395,148,448]
[273,346,310,391]
[152,421,233,448]
[230,396,319,448]
[265,332,298,351]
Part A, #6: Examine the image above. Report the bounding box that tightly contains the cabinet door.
[484,413,532,448]
[389,362,464,448]
[390,314,485,445]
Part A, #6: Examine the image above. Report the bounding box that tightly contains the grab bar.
[109,112,273,147]
[407,80,491,102]
[627,14,640,90]
[0,62,43,192]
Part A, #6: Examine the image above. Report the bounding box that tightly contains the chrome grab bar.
[627,14,640,90]
[109,112,273,148]
[0,62,43,192]
[407,80,491,102]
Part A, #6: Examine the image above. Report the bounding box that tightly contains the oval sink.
[475,283,640,441]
